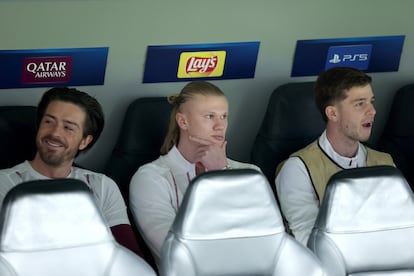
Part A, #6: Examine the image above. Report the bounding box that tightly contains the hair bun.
[167,94,179,105]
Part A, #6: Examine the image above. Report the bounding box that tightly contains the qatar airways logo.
[325,44,372,70]
[177,51,226,78]
[21,56,72,84]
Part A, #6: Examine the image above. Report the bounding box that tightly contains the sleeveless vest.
[278,140,394,204]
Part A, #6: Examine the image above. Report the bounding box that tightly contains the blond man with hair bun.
[129,80,260,266]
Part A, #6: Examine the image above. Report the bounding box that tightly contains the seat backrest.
[378,83,414,190]
[161,169,326,276]
[0,178,156,276]
[251,82,325,195]
[308,165,414,276]
[0,106,37,169]
[104,97,172,202]
[104,96,172,270]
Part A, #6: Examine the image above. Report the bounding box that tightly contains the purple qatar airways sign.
[0,47,108,89]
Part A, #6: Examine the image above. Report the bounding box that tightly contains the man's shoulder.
[130,156,174,191]
[0,161,29,177]
[364,145,394,165]
[136,156,172,176]
[291,140,320,157]
[0,162,30,201]
[71,166,114,184]
[227,159,261,172]
[72,166,103,176]
[365,145,390,155]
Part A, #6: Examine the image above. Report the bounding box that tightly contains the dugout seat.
[161,169,326,276]
[0,106,37,169]
[378,83,414,190]
[104,97,172,203]
[250,82,325,196]
[308,165,414,276]
[104,96,172,270]
[0,178,156,276]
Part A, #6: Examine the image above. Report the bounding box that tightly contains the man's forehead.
[184,95,228,112]
[344,85,374,99]
[45,100,87,121]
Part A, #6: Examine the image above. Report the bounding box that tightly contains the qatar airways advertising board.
[0,47,108,89]
[143,41,260,83]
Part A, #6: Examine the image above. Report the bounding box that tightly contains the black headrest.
[378,83,414,188]
[0,106,37,169]
[251,82,325,188]
[382,83,414,137]
[104,97,173,201]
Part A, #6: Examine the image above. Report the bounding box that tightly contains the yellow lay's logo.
[177,51,226,78]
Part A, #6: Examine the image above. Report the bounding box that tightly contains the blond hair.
[160,81,225,155]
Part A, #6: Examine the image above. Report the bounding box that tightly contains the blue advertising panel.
[143,41,260,83]
[0,47,108,89]
[291,35,405,77]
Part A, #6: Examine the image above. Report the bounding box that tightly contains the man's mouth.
[362,122,373,128]
[212,135,224,141]
[44,137,65,148]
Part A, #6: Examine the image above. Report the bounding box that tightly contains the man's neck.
[325,130,359,158]
[176,142,197,164]
[30,156,73,178]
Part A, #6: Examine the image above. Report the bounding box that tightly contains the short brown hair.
[314,66,372,122]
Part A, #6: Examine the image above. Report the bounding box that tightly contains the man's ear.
[325,105,338,122]
[176,112,188,130]
[79,135,93,151]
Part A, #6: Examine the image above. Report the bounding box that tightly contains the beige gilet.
[277,140,394,203]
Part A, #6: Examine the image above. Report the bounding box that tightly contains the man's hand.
[189,135,228,171]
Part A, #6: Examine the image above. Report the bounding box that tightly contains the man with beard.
[0,87,143,258]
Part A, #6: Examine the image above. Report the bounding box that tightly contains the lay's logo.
[177,51,226,78]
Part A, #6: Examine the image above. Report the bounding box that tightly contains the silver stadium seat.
[161,169,326,276]
[0,178,156,276]
[308,165,414,276]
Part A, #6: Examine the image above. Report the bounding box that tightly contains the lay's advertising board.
[0,47,108,89]
[143,42,260,83]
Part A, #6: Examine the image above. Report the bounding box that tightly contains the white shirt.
[0,161,130,227]
[275,130,367,246]
[129,146,261,265]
